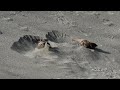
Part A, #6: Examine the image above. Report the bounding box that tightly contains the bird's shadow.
[94,48,111,54]
[50,47,111,54]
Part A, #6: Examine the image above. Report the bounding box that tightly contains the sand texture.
[0,11,120,79]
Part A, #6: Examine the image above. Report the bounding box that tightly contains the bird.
[11,35,45,54]
[72,38,97,49]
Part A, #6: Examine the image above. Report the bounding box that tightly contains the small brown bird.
[72,38,97,49]
[37,41,45,49]
[36,39,51,49]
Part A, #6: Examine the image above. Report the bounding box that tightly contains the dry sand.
[0,11,120,79]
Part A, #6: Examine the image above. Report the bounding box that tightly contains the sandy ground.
[1,11,120,79]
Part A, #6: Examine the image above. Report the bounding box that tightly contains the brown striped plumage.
[72,38,97,49]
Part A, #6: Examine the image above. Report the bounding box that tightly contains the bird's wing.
[45,30,77,57]
[46,30,71,43]
[11,35,45,54]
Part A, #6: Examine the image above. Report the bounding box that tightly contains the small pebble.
[102,18,110,22]
[75,11,80,16]
[56,78,61,79]
[108,23,115,27]
[103,21,115,27]
[10,11,17,15]
[0,31,3,34]
[88,26,92,29]
[84,34,88,36]
[2,17,13,22]
[20,26,29,31]
[91,49,95,52]
[111,36,114,39]
[94,13,101,18]
[107,11,114,15]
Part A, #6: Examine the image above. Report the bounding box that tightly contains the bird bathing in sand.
[24,40,52,58]
[11,30,98,58]
[72,38,97,49]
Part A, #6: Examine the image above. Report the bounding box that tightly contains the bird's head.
[37,40,51,49]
